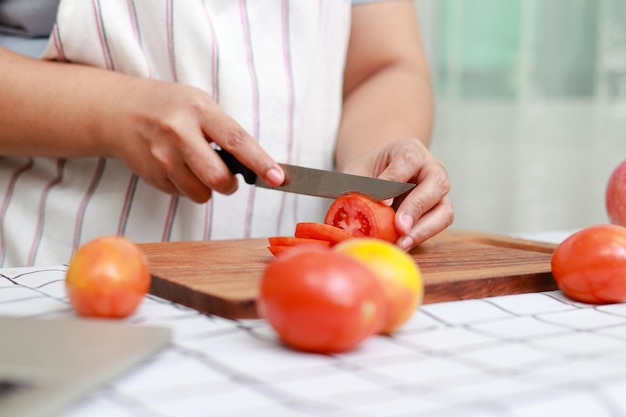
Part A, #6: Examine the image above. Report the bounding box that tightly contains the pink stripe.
[166,0,177,81]
[162,0,178,239]
[114,3,152,237]
[203,201,212,239]
[117,175,142,237]
[127,0,154,79]
[92,0,113,70]
[278,0,294,232]
[0,158,34,264]
[281,0,294,162]
[239,2,258,137]
[28,159,65,265]
[72,158,106,253]
[161,197,177,242]
[51,25,66,62]
[201,1,219,101]
[201,1,218,239]
[119,3,148,236]
[117,176,137,235]
[127,0,140,46]
[239,0,259,238]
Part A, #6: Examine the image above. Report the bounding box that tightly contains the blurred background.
[415,0,626,235]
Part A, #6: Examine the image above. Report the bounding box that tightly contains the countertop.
[2,230,626,417]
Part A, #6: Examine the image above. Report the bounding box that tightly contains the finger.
[147,174,183,197]
[200,107,284,186]
[394,159,450,231]
[183,140,239,196]
[169,162,216,203]
[377,147,425,184]
[396,197,455,251]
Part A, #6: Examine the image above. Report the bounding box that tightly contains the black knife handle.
[215,148,258,185]
[215,148,257,184]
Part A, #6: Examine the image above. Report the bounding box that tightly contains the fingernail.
[401,236,414,251]
[400,214,414,233]
[266,167,284,185]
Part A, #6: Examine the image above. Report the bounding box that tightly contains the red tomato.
[551,224,626,304]
[268,236,331,247]
[267,246,293,257]
[65,236,151,318]
[258,246,387,353]
[324,193,398,242]
[267,236,331,257]
[294,222,353,245]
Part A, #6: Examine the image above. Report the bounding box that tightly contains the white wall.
[414,0,626,235]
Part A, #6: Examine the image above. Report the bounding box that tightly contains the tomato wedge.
[294,222,353,245]
[267,236,331,257]
[324,193,398,242]
[268,246,294,257]
[268,237,331,247]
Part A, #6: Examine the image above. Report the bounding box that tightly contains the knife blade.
[216,148,415,201]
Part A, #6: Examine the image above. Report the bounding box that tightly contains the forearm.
[0,46,285,200]
[0,46,131,157]
[336,61,433,171]
[335,0,433,172]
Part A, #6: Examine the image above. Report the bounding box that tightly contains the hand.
[0,48,283,202]
[105,78,284,203]
[342,138,454,251]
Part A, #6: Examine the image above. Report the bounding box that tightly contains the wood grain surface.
[140,230,558,319]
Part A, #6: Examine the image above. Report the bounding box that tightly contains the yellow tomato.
[334,238,423,334]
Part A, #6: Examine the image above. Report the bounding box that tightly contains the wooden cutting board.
[139,230,558,320]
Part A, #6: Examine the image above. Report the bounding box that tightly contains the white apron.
[0,0,352,267]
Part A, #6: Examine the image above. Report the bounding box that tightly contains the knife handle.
[215,148,258,185]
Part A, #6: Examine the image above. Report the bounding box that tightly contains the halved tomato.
[324,193,398,242]
[294,222,353,245]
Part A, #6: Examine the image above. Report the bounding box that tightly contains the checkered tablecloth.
[2,231,626,417]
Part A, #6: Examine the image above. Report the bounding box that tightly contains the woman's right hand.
[0,46,283,203]
[106,78,284,203]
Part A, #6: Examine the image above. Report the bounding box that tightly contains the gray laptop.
[0,315,171,417]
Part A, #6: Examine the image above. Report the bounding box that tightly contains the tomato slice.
[324,193,398,242]
[267,246,293,257]
[268,237,331,247]
[267,236,331,257]
[294,222,353,245]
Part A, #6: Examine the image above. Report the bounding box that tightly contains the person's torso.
[0,0,352,267]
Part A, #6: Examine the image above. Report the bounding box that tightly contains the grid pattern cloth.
[2,232,626,417]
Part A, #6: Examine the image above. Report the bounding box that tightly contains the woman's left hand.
[342,137,454,251]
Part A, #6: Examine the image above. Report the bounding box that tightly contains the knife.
[216,148,415,201]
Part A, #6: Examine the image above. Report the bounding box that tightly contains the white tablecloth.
[2,230,626,417]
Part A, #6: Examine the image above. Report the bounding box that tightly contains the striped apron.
[0,0,352,267]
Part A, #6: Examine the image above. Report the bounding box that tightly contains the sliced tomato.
[267,236,331,257]
[268,236,331,247]
[324,193,398,242]
[294,222,353,245]
[267,246,293,257]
